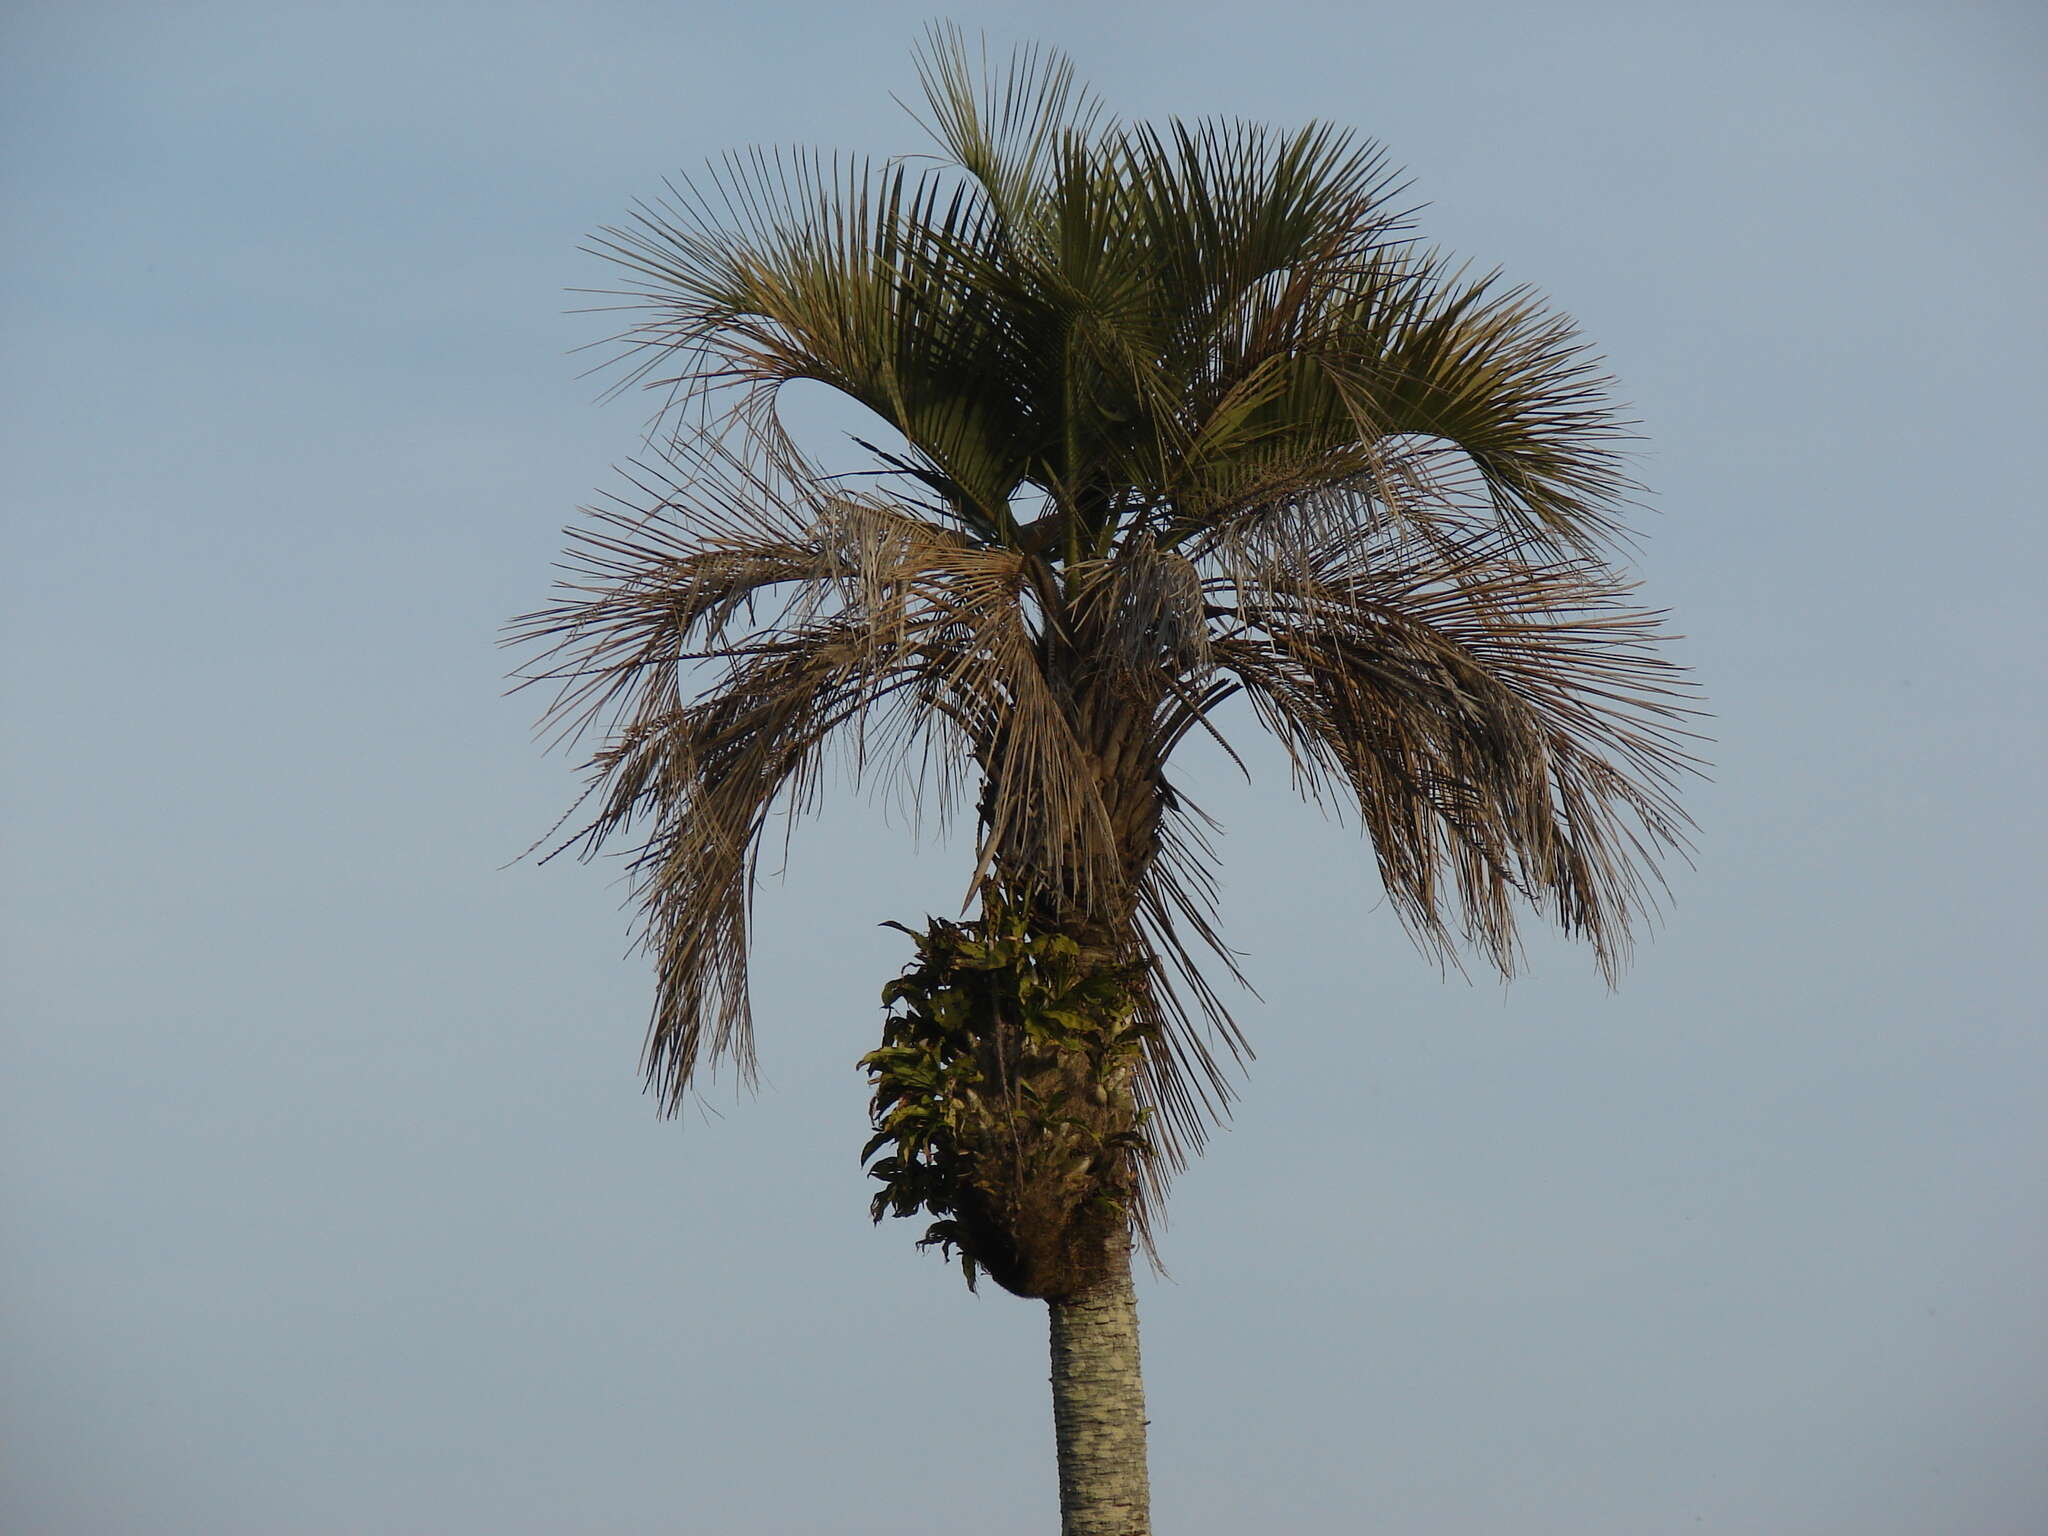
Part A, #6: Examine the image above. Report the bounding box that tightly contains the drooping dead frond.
[1210,520,1698,979]
[515,448,1143,1115]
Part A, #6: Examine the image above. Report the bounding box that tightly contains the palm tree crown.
[513,27,1697,1229]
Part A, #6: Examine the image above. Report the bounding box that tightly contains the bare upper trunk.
[1048,1242,1152,1536]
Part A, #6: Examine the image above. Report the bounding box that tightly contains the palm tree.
[513,28,1696,1536]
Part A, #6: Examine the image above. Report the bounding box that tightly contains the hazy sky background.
[4,2,2043,1532]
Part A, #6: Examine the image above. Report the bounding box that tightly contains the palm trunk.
[1047,1242,1151,1536]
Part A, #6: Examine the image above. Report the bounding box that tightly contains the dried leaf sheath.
[510,25,1700,1194]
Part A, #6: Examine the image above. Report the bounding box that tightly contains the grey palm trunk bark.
[1047,1243,1151,1536]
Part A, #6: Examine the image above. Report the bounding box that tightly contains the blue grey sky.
[4,2,2043,1532]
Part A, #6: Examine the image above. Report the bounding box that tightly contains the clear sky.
[3,2,2043,1532]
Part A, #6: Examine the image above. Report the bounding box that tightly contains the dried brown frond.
[1209,520,1698,979]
